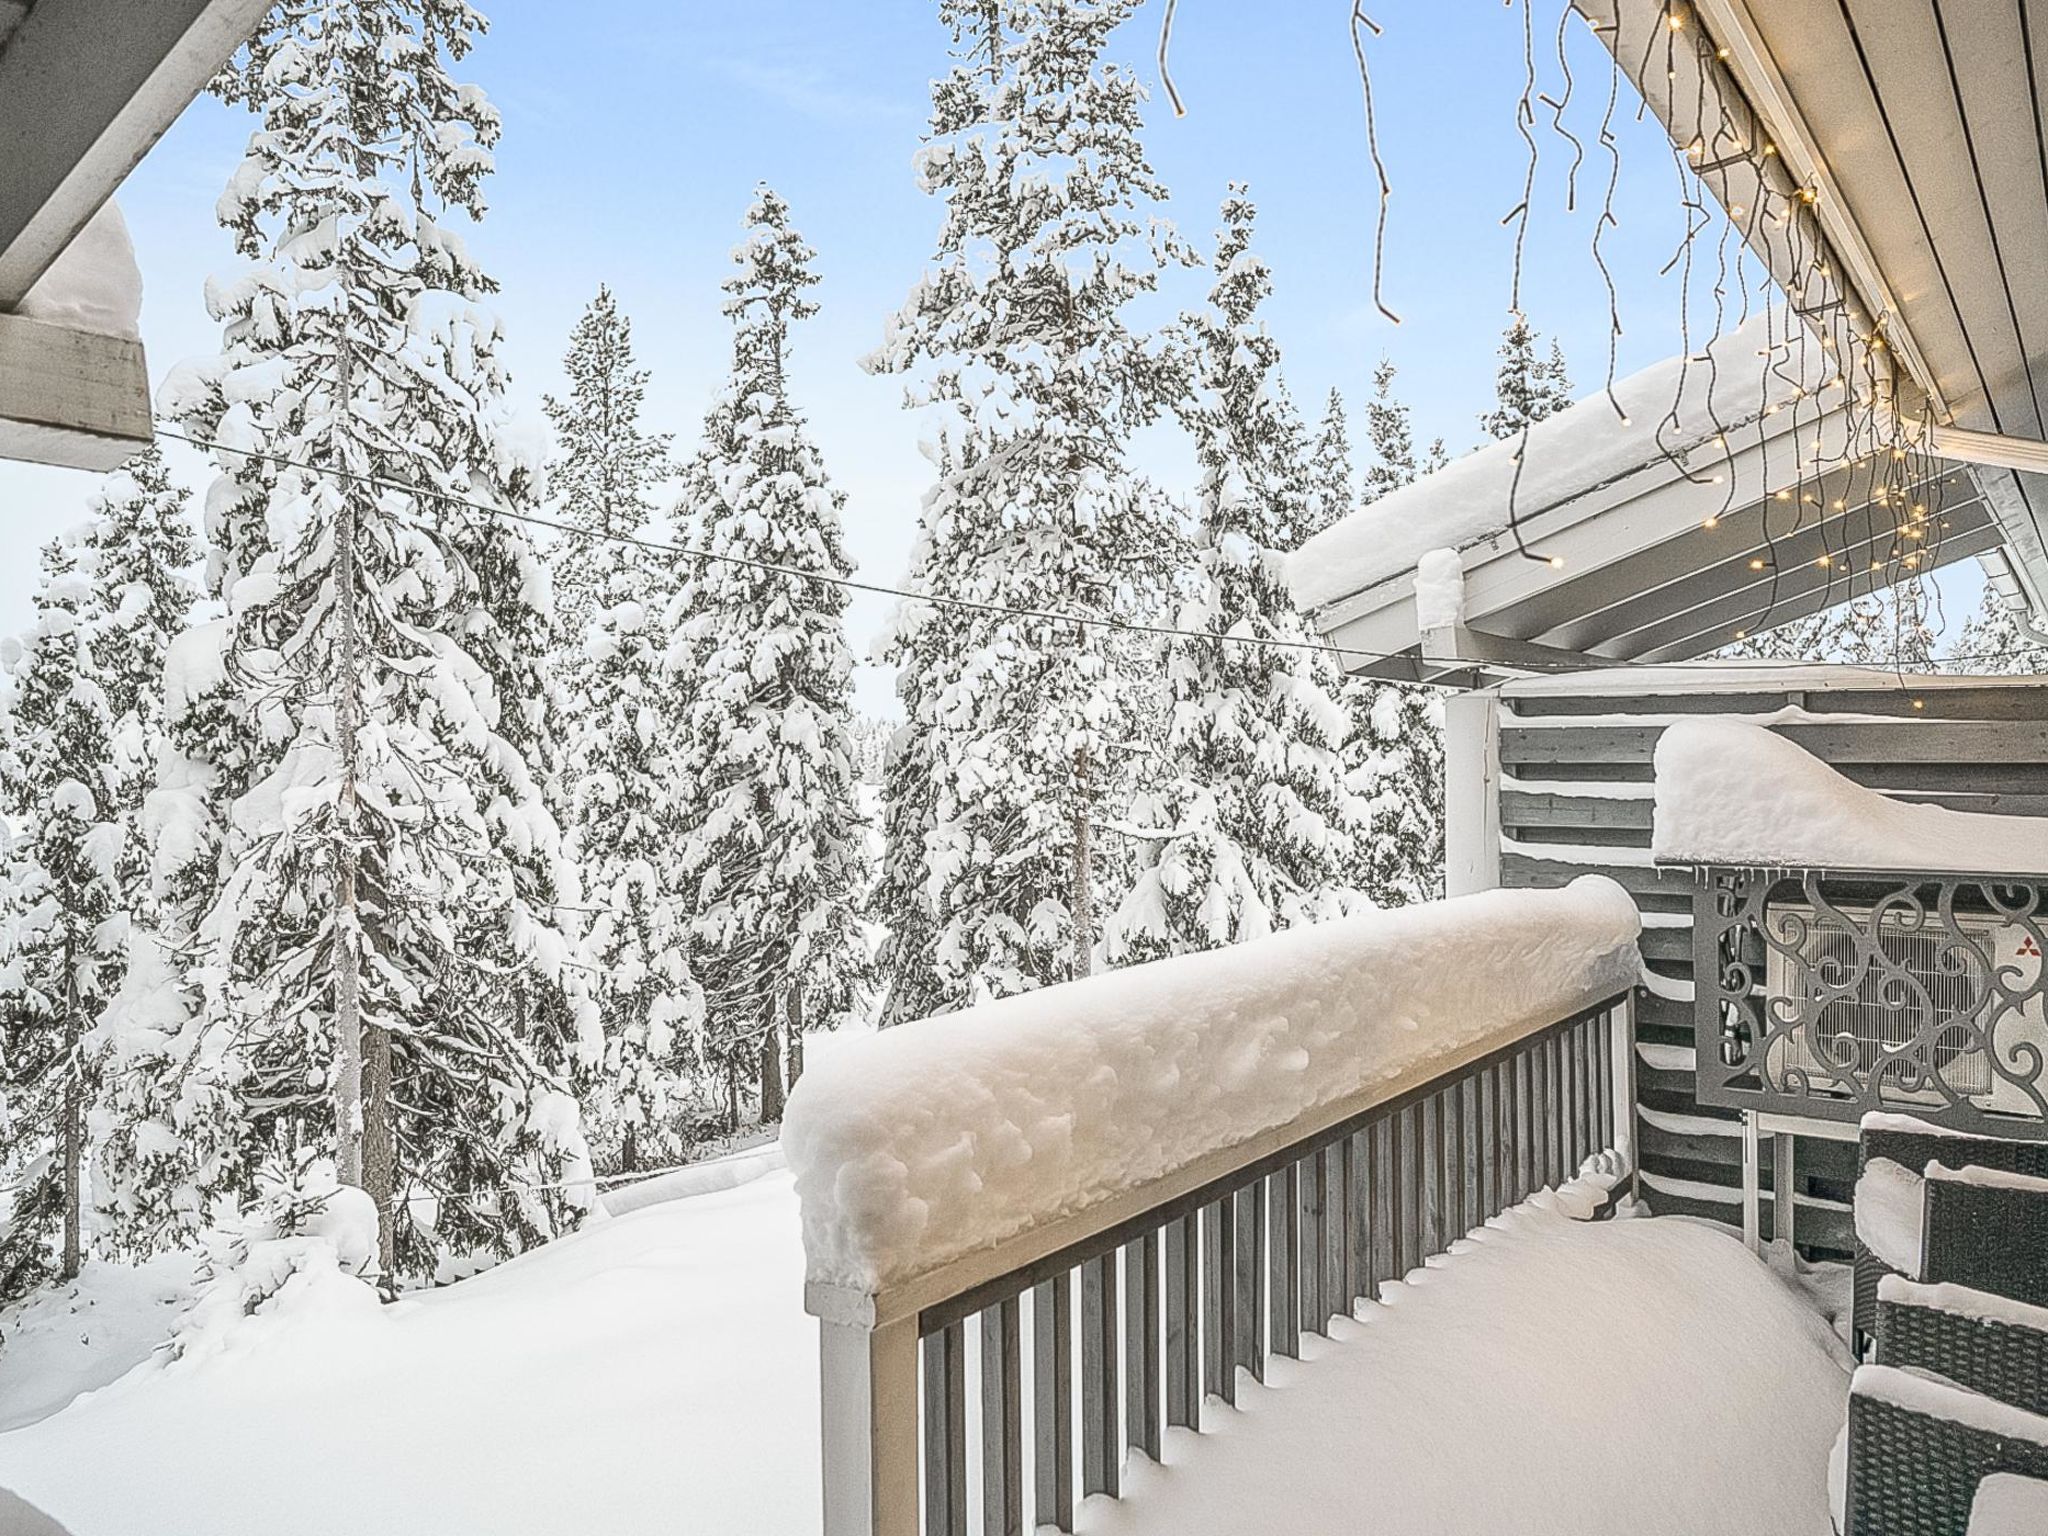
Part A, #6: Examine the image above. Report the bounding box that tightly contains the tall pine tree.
[1304,388,1355,543]
[134,0,588,1281]
[1102,188,1356,961]
[543,294,700,1172]
[1479,315,1572,441]
[543,286,676,648]
[869,0,1184,1008]
[1951,586,2048,674]
[1351,361,1446,905]
[0,541,123,1297]
[677,185,869,1124]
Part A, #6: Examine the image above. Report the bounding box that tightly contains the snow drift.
[1652,717,2048,874]
[782,879,1641,1292]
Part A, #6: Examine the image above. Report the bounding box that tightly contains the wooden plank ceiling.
[1666,0,2048,604]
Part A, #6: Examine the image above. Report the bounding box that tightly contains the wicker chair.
[1875,1277,2048,1418]
[1844,1366,2048,1536]
[1853,1119,2048,1353]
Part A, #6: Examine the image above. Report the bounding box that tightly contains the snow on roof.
[1652,717,2048,875]
[17,201,143,342]
[1287,307,1832,614]
[781,878,1641,1294]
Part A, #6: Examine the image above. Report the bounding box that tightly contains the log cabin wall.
[1493,669,2048,1256]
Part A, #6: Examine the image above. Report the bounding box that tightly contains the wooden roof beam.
[0,0,269,306]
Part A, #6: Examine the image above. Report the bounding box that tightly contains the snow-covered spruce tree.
[1303,388,1355,543]
[1722,583,1937,667]
[145,0,586,1280]
[542,286,676,650]
[1101,189,1355,962]
[1952,586,2048,674]
[570,528,701,1172]
[677,185,869,1125]
[869,496,950,1029]
[1479,315,1572,441]
[0,541,123,1299]
[77,449,201,860]
[1346,359,1447,906]
[869,0,1186,1008]
[1361,357,1445,504]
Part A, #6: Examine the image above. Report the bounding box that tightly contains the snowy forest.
[0,0,2032,1315]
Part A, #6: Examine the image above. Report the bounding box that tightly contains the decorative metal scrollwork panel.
[1693,867,2048,1134]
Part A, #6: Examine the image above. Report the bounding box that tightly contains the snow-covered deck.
[0,1152,1851,1536]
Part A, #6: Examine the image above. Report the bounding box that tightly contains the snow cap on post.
[1413,546,1466,632]
[1652,717,2048,875]
[782,878,1641,1294]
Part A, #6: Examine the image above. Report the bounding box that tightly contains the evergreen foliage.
[1304,388,1355,544]
[1951,586,2048,675]
[126,0,589,1281]
[542,286,676,646]
[1102,188,1357,961]
[0,542,123,1299]
[1479,315,1573,441]
[676,185,870,1121]
[1351,360,1447,905]
[868,0,1185,1009]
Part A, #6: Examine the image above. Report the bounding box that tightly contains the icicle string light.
[1350,3,1400,324]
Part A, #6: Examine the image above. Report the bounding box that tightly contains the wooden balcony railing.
[801,987,1637,1536]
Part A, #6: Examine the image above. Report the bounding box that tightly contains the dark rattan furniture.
[1852,1121,2048,1352]
[1844,1368,2048,1536]
[1875,1281,2048,1418]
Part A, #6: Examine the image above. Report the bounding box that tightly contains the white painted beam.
[0,311,152,471]
[1443,690,1503,897]
[0,0,271,306]
[1929,425,2048,478]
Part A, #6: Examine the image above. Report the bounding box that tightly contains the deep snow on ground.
[1082,1199,1853,1536]
[0,1166,818,1536]
[0,1166,1851,1536]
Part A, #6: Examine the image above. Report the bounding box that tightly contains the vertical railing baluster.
[1368,1116,1394,1301]
[1515,1046,1534,1204]
[1479,1063,1499,1220]
[1207,1198,1234,1407]
[1493,1063,1510,1216]
[1399,1104,1423,1277]
[1270,1165,1299,1359]
[1458,1081,1474,1236]
[1333,1137,1355,1317]
[1564,1028,1581,1171]
[1081,1252,1119,1499]
[1419,1093,1441,1258]
[1164,1213,1199,1430]
[1598,1009,1615,1149]
[925,1322,968,1536]
[982,1296,1022,1536]
[1032,1276,1072,1532]
[1346,1131,1369,1311]
[1235,1181,1265,1384]
[1444,1081,1466,1240]
[1123,1232,1160,1464]
[1300,1149,1326,1333]
[1551,1030,1568,1185]
[1578,1019,1595,1170]
[1533,1034,1553,1191]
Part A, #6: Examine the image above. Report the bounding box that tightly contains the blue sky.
[0,0,1980,710]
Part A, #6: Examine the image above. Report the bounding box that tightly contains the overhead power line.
[153,425,2025,682]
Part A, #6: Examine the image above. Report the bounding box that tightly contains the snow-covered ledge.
[1651,717,2048,875]
[785,880,1641,1536]
[0,202,151,471]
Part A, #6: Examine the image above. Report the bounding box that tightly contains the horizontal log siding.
[1497,677,2048,1257]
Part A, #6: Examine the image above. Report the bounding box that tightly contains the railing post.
[812,1286,920,1536]
[1610,991,1639,1202]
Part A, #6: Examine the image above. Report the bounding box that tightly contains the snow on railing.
[785,879,1642,1536]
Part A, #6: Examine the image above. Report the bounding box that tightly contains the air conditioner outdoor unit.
[1764,901,2048,1116]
